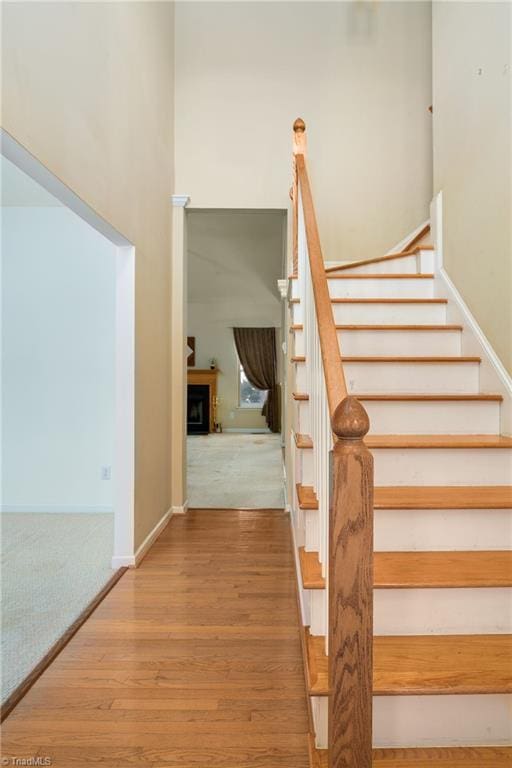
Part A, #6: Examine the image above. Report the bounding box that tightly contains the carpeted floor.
[187,433,285,509]
[1,512,114,702]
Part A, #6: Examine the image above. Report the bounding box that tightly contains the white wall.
[433,1,512,373]
[187,210,284,430]
[175,1,433,262]
[2,1,174,547]
[2,200,116,512]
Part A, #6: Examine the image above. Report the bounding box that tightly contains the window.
[239,364,267,409]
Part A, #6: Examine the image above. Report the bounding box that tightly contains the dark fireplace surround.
[187,384,210,434]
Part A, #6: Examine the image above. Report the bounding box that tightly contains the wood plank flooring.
[1,509,310,767]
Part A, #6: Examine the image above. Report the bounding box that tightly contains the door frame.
[1,128,135,568]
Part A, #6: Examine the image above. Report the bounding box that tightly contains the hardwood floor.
[1,509,310,767]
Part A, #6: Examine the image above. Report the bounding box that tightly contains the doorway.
[184,208,287,509]
[0,131,135,706]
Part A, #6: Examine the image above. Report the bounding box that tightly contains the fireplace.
[187,384,210,434]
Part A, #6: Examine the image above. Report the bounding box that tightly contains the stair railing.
[292,118,374,767]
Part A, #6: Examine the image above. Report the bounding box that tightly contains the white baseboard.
[435,266,512,435]
[111,506,173,569]
[172,500,188,515]
[111,554,136,568]
[1,505,114,514]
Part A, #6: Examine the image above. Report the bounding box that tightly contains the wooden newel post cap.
[293,118,306,133]
[332,396,370,441]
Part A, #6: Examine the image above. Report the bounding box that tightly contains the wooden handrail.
[292,119,374,768]
[294,151,348,421]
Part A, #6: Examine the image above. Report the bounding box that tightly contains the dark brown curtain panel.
[233,327,281,433]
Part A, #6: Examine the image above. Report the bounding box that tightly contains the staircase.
[287,120,512,766]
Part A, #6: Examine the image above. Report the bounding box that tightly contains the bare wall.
[433,1,512,373]
[175,1,433,261]
[1,2,175,548]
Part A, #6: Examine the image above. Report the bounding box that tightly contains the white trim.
[172,500,188,515]
[222,428,271,433]
[435,267,512,435]
[431,188,511,434]
[1,129,131,246]
[170,195,190,514]
[1,505,113,514]
[385,218,430,255]
[277,278,288,299]
[1,129,136,571]
[112,507,173,569]
[430,190,444,270]
[172,194,191,208]
[113,245,136,567]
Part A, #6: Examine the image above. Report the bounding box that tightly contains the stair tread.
[306,632,512,696]
[300,550,512,589]
[341,355,480,362]
[292,391,309,401]
[290,298,448,303]
[357,393,503,401]
[292,324,462,331]
[298,547,325,589]
[292,357,481,365]
[327,273,434,279]
[294,432,313,449]
[312,746,512,767]
[366,434,512,449]
[374,485,512,509]
[296,483,318,510]
[375,550,512,588]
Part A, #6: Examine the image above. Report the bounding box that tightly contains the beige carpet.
[187,433,285,509]
[1,512,114,702]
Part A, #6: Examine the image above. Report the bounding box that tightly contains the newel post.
[291,118,307,276]
[329,396,374,768]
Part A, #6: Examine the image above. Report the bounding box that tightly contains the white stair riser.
[331,251,435,276]
[341,329,460,356]
[374,588,512,635]
[292,302,447,325]
[373,448,512,486]
[329,254,420,275]
[293,328,461,357]
[308,589,327,637]
[375,508,512,551]
[328,277,434,300]
[293,331,305,356]
[332,303,447,325]
[294,361,307,391]
[298,447,314,485]
[364,400,501,434]
[345,361,479,395]
[294,399,310,434]
[313,694,511,749]
[374,694,511,747]
[304,508,320,552]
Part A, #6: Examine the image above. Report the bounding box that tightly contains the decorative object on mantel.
[187,337,195,367]
[213,396,222,432]
[209,358,216,370]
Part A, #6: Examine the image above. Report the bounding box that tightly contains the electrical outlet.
[101,465,112,481]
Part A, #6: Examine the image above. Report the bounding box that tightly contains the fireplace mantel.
[187,369,218,433]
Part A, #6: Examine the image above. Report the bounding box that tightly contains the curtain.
[233,327,281,433]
